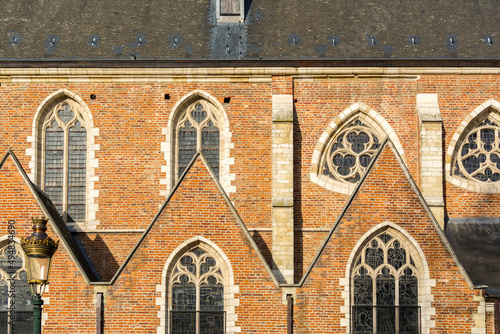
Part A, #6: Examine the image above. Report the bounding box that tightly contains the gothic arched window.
[352,232,419,334]
[320,118,382,184]
[453,116,500,183]
[175,101,220,179]
[169,246,224,334]
[40,100,88,223]
[0,242,33,334]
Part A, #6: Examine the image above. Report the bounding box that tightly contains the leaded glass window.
[0,243,33,334]
[320,119,381,184]
[453,117,500,183]
[175,101,220,179]
[41,101,87,223]
[170,247,225,334]
[352,233,419,334]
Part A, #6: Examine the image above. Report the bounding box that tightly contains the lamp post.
[21,217,59,334]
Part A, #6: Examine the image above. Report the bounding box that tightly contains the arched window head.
[453,116,500,183]
[175,101,220,179]
[447,101,500,193]
[320,118,382,184]
[0,242,32,333]
[41,100,88,223]
[169,246,224,334]
[311,104,404,195]
[352,232,419,334]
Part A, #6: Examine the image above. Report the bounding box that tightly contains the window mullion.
[63,126,70,223]
[395,277,400,334]
[196,262,200,334]
[372,272,377,334]
[197,124,202,152]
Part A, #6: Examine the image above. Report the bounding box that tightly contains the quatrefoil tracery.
[455,118,500,183]
[322,119,381,184]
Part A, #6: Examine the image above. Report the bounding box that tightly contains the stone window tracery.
[169,246,225,334]
[352,232,419,334]
[0,243,33,334]
[320,119,382,184]
[175,101,221,179]
[453,117,500,183]
[40,100,88,223]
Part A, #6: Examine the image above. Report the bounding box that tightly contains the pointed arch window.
[320,118,382,184]
[175,101,220,179]
[169,246,225,334]
[352,232,419,334]
[453,116,500,183]
[41,100,88,223]
[0,242,33,334]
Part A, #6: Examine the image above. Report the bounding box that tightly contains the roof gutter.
[1,58,500,68]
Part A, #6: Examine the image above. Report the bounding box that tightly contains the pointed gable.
[106,153,286,334]
[0,150,98,282]
[296,139,477,334]
[111,153,276,285]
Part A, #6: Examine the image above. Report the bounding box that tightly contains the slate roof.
[1,0,500,61]
[445,218,500,296]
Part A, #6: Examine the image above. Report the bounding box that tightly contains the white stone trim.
[310,102,405,195]
[157,236,240,334]
[472,293,486,334]
[340,222,435,334]
[27,89,100,231]
[446,99,500,193]
[161,89,235,197]
[0,67,499,82]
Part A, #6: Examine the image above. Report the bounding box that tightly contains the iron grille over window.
[453,117,500,183]
[0,243,33,334]
[352,233,419,334]
[176,102,220,179]
[170,247,225,334]
[320,119,381,184]
[42,101,87,223]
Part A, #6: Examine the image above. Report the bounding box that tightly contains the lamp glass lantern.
[21,217,59,295]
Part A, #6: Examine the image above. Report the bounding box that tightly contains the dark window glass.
[171,247,225,334]
[177,103,220,179]
[323,119,381,184]
[456,117,500,183]
[353,234,419,334]
[43,102,87,222]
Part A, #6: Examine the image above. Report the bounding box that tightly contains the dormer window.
[217,0,244,23]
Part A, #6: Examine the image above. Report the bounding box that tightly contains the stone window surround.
[162,89,235,197]
[446,99,500,193]
[27,89,100,231]
[310,102,405,195]
[157,236,240,334]
[339,222,436,334]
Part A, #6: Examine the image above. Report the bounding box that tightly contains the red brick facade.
[0,70,497,333]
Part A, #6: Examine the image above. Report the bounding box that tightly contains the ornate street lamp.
[21,217,59,334]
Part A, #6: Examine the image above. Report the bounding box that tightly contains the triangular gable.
[0,150,98,283]
[295,138,473,288]
[107,152,279,286]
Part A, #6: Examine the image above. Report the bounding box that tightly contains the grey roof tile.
[0,0,499,60]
